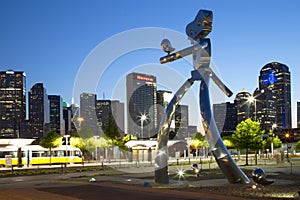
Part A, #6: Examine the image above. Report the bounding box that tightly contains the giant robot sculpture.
[155,9,251,184]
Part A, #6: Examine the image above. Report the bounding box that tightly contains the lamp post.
[140,114,147,139]
[285,133,290,162]
[93,135,100,162]
[248,96,256,121]
[271,124,277,157]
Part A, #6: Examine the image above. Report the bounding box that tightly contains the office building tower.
[252,87,276,131]
[175,104,189,139]
[80,93,99,136]
[28,83,50,140]
[213,102,237,136]
[0,70,26,138]
[70,103,80,132]
[234,89,251,124]
[156,90,173,127]
[63,102,72,135]
[95,100,125,135]
[48,95,65,135]
[258,62,291,130]
[156,90,175,138]
[126,72,157,138]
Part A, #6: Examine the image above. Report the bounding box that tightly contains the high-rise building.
[28,83,50,140]
[80,93,99,136]
[95,100,125,135]
[70,103,80,132]
[156,90,189,139]
[258,62,291,130]
[175,104,189,139]
[253,87,276,131]
[156,90,173,128]
[126,72,157,138]
[48,95,65,135]
[0,70,26,138]
[234,89,251,124]
[213,102,237,137]
[63,101,72,135]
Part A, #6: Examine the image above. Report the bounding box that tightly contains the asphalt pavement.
[0,159,299,200]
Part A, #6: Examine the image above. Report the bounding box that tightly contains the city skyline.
[1,1,300,127]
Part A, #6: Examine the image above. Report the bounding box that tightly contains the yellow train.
[0,145,83,167]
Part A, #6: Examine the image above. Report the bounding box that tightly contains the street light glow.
[248,96,255,103]
[139,113,148,139]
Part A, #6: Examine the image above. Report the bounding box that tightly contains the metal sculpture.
[155,9,251,184]
[252,168,274,188]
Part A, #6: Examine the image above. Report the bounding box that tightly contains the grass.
[0,165,109,177]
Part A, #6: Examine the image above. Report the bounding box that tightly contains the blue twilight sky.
[0,0,300,128]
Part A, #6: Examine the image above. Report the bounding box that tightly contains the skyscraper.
[80,93,99,136]
[156,90,173,128]
[0,70,26,138]
[126,72,157,138]
[213,102,237,137]
[258,62,291,130]
[63,101,72,135]
[28,83,50,140]
[95,100,125,135]
[48,95,65,135]
[235,89,251,124]
[175,105,189,139]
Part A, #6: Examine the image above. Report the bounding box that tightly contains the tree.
[231,118,264,165]
[40,131,62,165]
[296,140,300,151]
[104,113,120,141]
[190,132,209,153]
[70,136,89,157]
[262,135,282,151]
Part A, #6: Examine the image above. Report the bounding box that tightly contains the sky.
[0,0,300,128]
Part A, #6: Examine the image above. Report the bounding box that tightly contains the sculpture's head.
[186,10,213,40]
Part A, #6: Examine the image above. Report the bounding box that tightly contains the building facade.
[175,104,189,139]
[80,93,99,136]
[126,72,157,138]
[95,100,125,136]
[48,95,65,135]
[258,62,291,130]
[234,89,252,124]
[213,102,237,137]
[28,83,50,140]
[0,70,26,138]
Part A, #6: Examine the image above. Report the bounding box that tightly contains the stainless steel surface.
[155,9,250,184]
[155,78,194,184]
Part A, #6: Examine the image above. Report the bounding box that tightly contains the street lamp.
[140,114,147,139]
[93,135,100,162]
[271,124,277,157]
[285,133,290,162]
[248,96,257,121]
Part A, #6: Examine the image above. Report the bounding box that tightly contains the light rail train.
[0,145,83,167]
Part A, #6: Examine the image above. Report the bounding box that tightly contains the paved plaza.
[0,159,299,200]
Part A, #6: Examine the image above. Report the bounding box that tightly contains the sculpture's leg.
[155,78,194,184]
[200,72,250,184]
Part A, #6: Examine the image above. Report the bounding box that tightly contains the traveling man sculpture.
[155,9,251,184]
